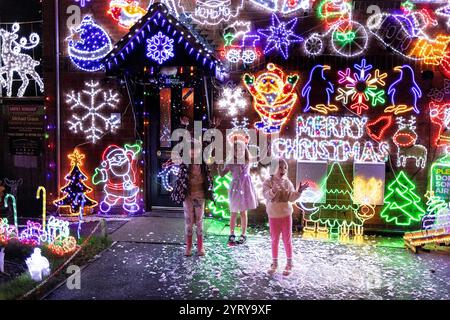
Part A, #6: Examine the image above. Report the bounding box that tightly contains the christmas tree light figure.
[207,173,232,220]
[380,171,425,226]
[309,162,363,235]
[54,150,98,215]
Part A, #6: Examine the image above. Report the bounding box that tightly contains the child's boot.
[283,259,293,276]
[267,260,278,275]
[197,234,205,256]
[185,235,193,256]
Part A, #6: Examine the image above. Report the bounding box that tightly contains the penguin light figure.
[26,248,50,282]
[385,65,422,115]
[302,64,337,114]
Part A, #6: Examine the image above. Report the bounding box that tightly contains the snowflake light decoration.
[218,84,247,116]
[257,13,303,60]
[146,31,175,65]
[336,58,387,115]
[66,80,121,144]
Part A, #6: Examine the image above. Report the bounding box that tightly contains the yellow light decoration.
[36,186,46,230]
[243,63,299,134]
[353,176,383,220]
[409,34,450,66]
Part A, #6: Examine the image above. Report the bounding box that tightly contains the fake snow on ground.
[48,235,450,300]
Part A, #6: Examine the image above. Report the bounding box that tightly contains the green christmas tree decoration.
[380,171,426,226]
[310,162,362,232]
[207,173,232,220]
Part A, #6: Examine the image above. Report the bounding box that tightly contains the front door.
[146,79,196,209]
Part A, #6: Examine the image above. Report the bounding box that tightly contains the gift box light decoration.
[392,116,427,169]
[54,150,98,215]
[67,16,113,72]
[257,13,303,60]
[380,171,426,226]
[272,115,390,162]
[385,65,422,115]
[302,64,338,114]
[92,142,142,214]
[66,80,121,144]
[0,23,44,97]
[243,63,299,134]
[335,58,387,115]
[108,0,148,29]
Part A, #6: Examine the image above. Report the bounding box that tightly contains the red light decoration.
[366,115,393,142]
[430,101,450,147]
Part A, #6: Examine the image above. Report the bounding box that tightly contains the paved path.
[46,216,450,300]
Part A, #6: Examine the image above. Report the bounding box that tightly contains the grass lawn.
[0,235,112,300]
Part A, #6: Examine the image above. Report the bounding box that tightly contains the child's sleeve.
[287,180,302,202]
[263,179,277,201]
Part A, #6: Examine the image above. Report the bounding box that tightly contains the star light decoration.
[146,31,175,65]
[257,13,303,60]
[66,80,121,144]
[336,58,387,115]
[218,84,248,116]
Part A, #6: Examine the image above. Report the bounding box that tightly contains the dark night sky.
[0,0,42,22]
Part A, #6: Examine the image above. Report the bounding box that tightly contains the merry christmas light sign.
[272,115,390,162]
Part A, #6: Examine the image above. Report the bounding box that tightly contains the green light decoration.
[207,173,232,220]
[4,194,18,234]
[334,30,356,44]
[309,162,363,235]
[380,171,426,226]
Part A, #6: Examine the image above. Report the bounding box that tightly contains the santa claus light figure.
[93,142,142,214]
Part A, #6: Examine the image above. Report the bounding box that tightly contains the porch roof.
[102,3,223,77]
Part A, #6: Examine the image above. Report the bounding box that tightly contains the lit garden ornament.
[436,2,450,28]
[67,16,113,72]
[158,163,180,192]
[4,194,18,235]
[257,13,303,60]
[430,101,450,147]
[74,0,91,7]
[66,80,120,144]
[26,248,50,282]
[36,186,47,230]
[146,31,175,65]
[218,84,247,116]
[0,248,4,273]
[243,63,299,134]
[335,58,387,115]
[249,0,310,13]
[0,23,44,97]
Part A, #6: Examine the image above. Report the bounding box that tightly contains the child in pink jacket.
[263,159,309,276]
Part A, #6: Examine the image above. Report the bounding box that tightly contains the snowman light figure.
[93,142,142,214]
[26,248,50,282]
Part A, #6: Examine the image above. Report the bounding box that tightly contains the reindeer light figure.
[0,23,44,97]
[393,117,428,168]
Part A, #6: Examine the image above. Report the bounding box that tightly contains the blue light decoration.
[146,31,175,64]
[74,0,91,7]
[67,16,113,72]
[250,0,278,11]
[436,2,450,27]
[385,64,422,115]
[257,13,303,60]
[103,3,222,75]
[302,64,337,114]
